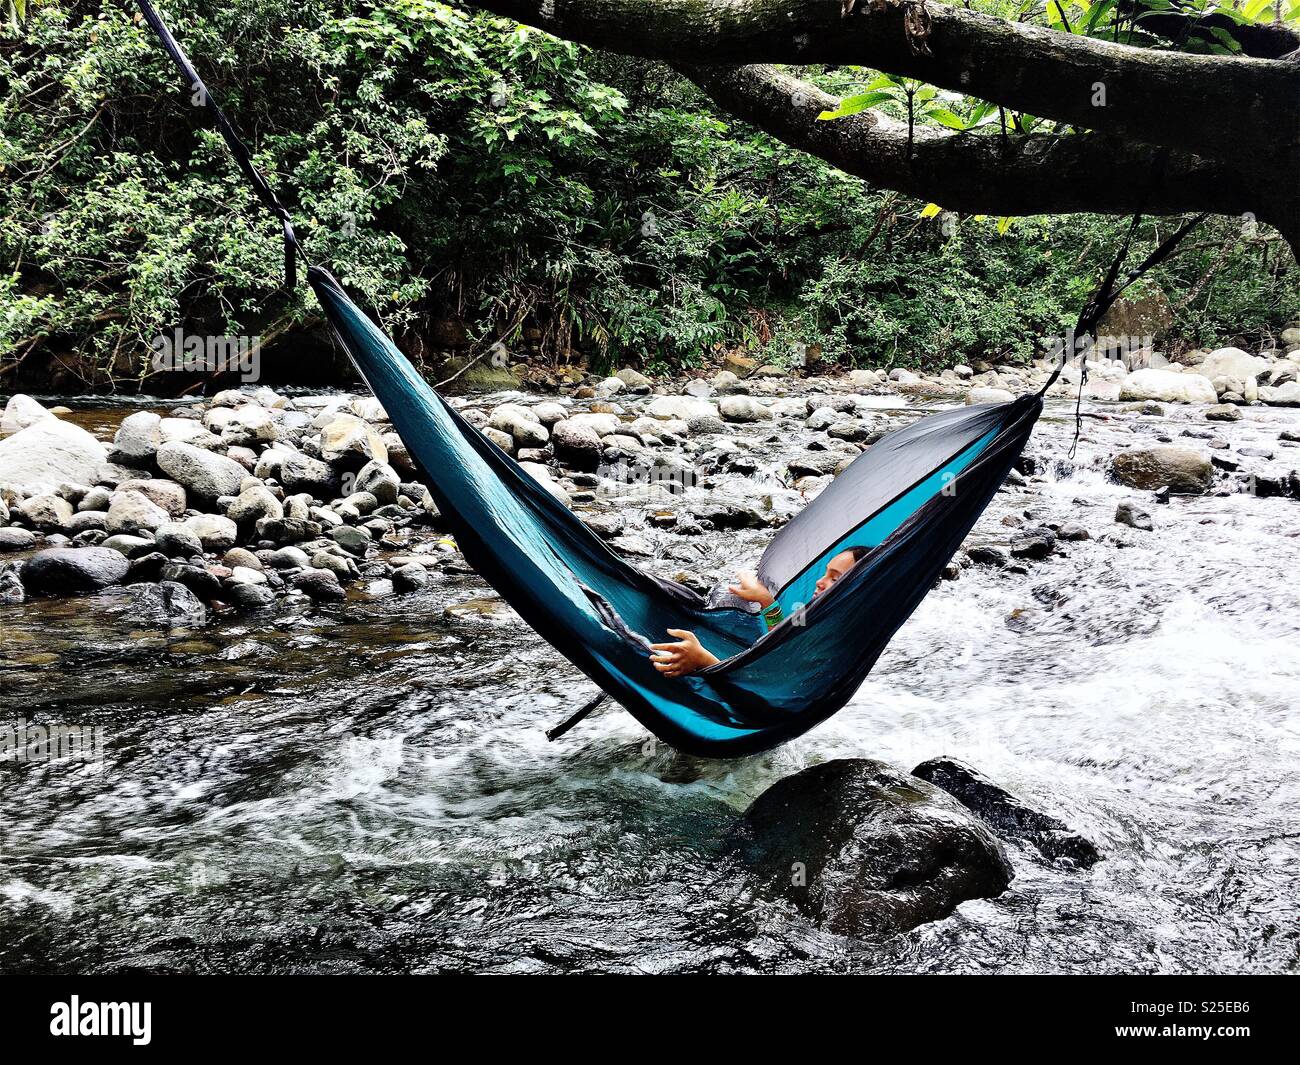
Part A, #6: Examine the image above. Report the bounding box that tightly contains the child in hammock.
[650,547,870,678]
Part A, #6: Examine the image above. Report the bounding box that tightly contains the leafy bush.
[1,1,1296,389]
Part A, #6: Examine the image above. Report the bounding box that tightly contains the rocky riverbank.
[1,343,1297,618]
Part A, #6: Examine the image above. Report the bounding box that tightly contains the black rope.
[545,693,609,742]
[136,0,305,289]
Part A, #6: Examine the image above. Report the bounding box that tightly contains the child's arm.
[650,629,720,678]
[729,570,783,630]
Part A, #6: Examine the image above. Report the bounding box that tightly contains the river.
[2,390,1297,973]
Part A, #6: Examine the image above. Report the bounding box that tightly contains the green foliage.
[0,1,1296,389]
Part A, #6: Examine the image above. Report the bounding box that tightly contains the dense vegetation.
[2,0,1296,390]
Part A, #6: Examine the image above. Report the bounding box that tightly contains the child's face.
[814,550,860,597]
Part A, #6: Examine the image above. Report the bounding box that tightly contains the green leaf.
[816,91,895,122]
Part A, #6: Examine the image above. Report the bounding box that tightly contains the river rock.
[1115,501,1153,530]
[115,478,185,517]
[154,522,205,558]
[552,420,604,471]
[1205,404,1242,422]
[392,562,430,592]
[731,759,1013,936]
[968,387,1015,405]
[1,394,55,434]
[1118,368,1216,404]
[645,396,717,422]
[279,452,339,497]
[615,368,653,392]
[220,404,279,446]
[354,460,401,505]
[184,513,238,552]
[319,413,387,469]
[1259,381,1300,406]
[158,417,220,448]
[0,527,37,551]
[106,490,170,535]
[1197,346,1270,385]
[1110,444,1213,493]
[0,566,24,604]
[17,493,74,531]
[111,411,164,463]
[20,546,130,595]
[292,568,346,601]
[226,582,276,612]
[1010,526,1056,560]
[490,404,550,448]
[718,395,774,423]
[226,484,283,524]
[912,757,1101,866]
[156,442,247,501]
[0,419,108,487]
[126,580,207,628]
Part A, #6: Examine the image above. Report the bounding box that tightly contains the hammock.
[136,2,1196,756]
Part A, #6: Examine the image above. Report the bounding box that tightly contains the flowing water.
[2,391,1298,974]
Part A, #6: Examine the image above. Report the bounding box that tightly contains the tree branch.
[469,0,1299,164]
[680,65,1258,219]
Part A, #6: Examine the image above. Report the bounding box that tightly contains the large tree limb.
[683,64,1262,222]
[470,0,1299,164]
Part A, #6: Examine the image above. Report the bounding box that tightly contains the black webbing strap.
[136,0,304,289]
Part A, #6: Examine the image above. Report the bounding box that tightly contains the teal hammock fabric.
[138,0,1045,756]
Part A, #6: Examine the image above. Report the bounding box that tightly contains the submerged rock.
[1110,444,1214,494]
[731,759,1013,937]
[125,580,208,628]
[912,757,1101,867]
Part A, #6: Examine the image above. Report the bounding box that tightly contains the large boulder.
[1196,346,1270,384]
[156,441,247,500]
[1118,368,1216,404]
[19,546,130,595]
[0,419,108,487]
[912,757,1100,866]
[1260,381,1300,407]
[1,394,55,435]
[1110,444,1214,493]
[731,760,1013,936]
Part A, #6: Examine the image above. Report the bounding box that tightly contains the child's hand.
[728,571,774,610]
[650,629,719,678]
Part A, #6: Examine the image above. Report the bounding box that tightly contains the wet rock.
[126,552,170,583]
[1259,381,1300,406]
[0,419,108,487]
[255,516,321,545]
[392,562,430,592]
[1110,444,1213,494]
[20,547,130,595]
[126,580,207,628]
[1115,501,1153,530]
[1010,527,1056,560]
[965,545,1007,567]
[1205,404,1242,422]
[0,566,24,604]
[689,501,769,530]
[1,393,55,434]
[686,414,726,434]
[100,533,156,558]
[1055,522,1090,542]
[0,527,38,551]
[311,550,358,579]
[226,582,276,613]
[731,759,1013,937]
[331,524,372,554]
[788,452,842,478]
[159,562,222,601]
[156,441,247,500]
[912,757,1101,867]
[292,567,346,601]
[17,493,74,531]
[106,490,170,536]
[1119,368,1216,404]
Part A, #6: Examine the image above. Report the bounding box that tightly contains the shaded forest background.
[2,0,1297,391]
